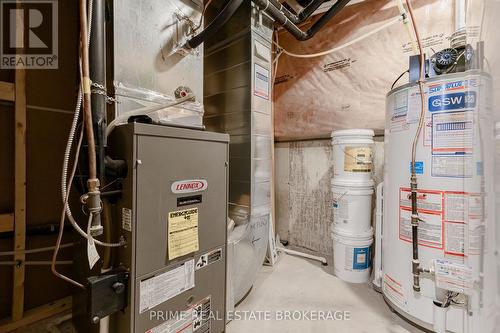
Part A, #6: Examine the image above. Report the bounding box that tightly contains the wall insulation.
[274,0,454,141]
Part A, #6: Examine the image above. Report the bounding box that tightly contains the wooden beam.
[0,81,15,102]
[0,213,14,233]
[12,5,27,319]
[0,297,72,333]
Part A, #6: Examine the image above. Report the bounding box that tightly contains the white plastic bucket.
[331,129,374,181]
[331,227,373,283]
[331,178,374,234]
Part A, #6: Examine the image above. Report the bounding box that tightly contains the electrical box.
[105,123,229,333]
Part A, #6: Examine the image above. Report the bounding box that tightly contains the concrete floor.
[227,253,424,333]
[19,253,426,333]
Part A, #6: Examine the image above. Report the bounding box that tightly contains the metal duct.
[204,2,273,307]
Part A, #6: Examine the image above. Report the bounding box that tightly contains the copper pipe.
[79,0,97,182]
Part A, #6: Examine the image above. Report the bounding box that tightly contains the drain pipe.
[433,300,450,333]
[253,0,350,41]
[89,0,106,185]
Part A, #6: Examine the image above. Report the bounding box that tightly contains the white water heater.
[380,70,497,332]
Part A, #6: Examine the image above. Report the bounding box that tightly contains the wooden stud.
[0,81,15,102]
[11,4,27,320]
[0,297,72,333]
[0,213,14,233]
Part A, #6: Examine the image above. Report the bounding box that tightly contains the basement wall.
[275,139,384,258]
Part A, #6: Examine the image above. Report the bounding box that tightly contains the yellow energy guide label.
[168,208,199,260]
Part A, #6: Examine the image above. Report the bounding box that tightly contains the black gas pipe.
[253,0,350,41]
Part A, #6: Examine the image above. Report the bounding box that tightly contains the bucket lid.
[331,225,374,239]
[331,129,374,138]
[331,178,375,188]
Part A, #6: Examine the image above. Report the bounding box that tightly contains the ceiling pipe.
[266,0,327,25]
[253,0,350,41]
[184,0,245,50]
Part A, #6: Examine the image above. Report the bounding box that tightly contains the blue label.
[428,91,476,112]
[352,247,370,270]
[410,161,424,174]
[477,162,483,176]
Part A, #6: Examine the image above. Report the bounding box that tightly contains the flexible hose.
[406,0,426,292]
[273,15,402,58]
[106,93,195,137]
[60,0,123,248]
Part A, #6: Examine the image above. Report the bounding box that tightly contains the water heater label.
[171,179,208,194]
[409,161,424,174]
[428,91,476,112]
[433,259,473,294]
[168,208,199,260]
[383,274,407,309]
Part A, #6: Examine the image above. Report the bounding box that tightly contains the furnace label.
[254,64,269,100]
[196,248,222,271]
[140,259,195,314]
[168,208,199,260]
[145,296,211,333]
[122,207,132,232]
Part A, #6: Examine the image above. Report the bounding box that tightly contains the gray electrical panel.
[107,123,229,333]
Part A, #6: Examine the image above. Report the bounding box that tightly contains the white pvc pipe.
[455,0,467,32]
[277,247,327,264]
[99,316,109,333]
[372,182,384,288]
[433,302,448,333]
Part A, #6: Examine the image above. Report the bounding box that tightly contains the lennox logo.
[171,179,208,194]
[1,0,58,69]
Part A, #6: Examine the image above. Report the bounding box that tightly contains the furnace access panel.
[108,123,229,333]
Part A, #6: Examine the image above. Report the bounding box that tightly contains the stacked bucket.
[330,129,375,283]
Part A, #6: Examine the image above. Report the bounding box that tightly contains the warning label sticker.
[399,188,443,249]
[343,146,373,172]
[444,221,465,256]
[389,89,409,133]
[383,274,407,309]
[254,64,269,100]
[444,192,467,222]
[400,208,443,249]
[400,188,442,212]
[140,260,195,314]
[196,248,222,271]
[168,208,199,260]
[122,207,132,232]
[145,296,211,333]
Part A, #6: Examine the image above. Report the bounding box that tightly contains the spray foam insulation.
[274,0,454,141]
